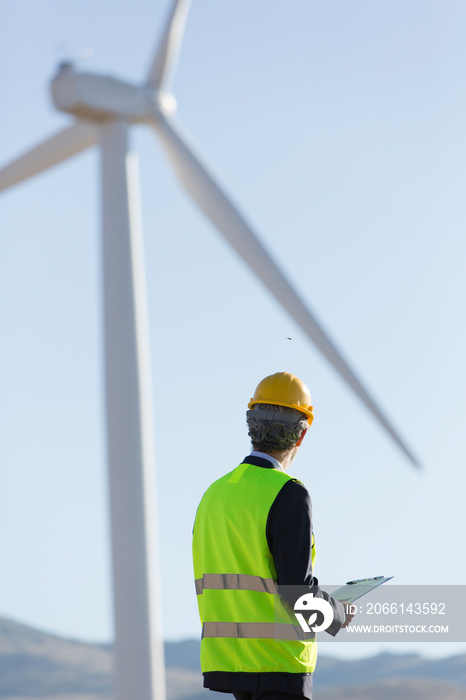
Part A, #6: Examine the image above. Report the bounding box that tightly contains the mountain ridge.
[1,617,465,699]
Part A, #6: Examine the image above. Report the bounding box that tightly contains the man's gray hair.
[247,403,308,453]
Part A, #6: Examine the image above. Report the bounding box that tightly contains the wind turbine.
[0,1,420,699]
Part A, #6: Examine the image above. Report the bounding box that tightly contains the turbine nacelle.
[50,62,176,123]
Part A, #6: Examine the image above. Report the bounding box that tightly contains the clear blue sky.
[0,0,465,661]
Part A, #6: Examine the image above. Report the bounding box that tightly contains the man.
[192,371,353,700]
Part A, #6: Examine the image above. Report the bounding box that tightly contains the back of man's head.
[247,403,308,452]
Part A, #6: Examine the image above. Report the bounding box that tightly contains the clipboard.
[331,576,393,604]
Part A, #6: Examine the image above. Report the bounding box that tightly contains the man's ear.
[296,428,307,447]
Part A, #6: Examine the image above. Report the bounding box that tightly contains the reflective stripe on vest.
[202,621,314,640]
[195,573,277,596]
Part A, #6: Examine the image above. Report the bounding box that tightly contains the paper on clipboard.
[331,576,393,604]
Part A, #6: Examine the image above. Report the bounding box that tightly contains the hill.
[1,617,465,700]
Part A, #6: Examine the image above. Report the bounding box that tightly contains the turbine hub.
[154,91,177,116]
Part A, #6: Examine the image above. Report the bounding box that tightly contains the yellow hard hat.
[248,371,314,426]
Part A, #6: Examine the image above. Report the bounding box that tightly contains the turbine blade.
[146,0,191,91]
[151,113,421,469]
[0,122,97,193]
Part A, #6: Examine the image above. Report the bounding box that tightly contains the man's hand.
[341,602,356,628]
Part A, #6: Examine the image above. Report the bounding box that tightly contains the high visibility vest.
[192,461,317,675]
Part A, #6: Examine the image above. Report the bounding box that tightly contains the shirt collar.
[249,450,283,471]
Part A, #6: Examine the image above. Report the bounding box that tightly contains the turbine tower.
[0,1,420,699]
